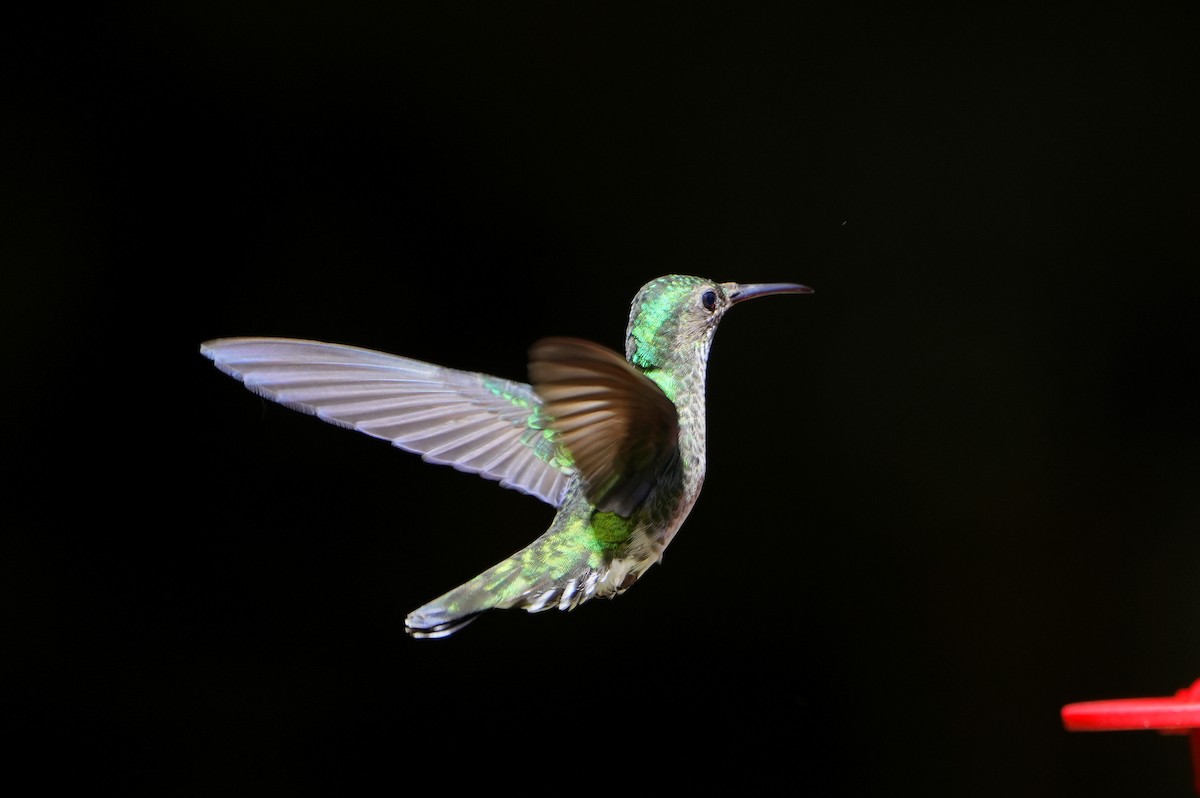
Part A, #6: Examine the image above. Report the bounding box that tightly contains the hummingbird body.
[202,274,810,637]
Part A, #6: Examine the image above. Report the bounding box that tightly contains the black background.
[7,4,1199,796]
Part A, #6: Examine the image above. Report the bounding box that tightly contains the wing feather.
[528,337,679,516]
[201,337,573,505]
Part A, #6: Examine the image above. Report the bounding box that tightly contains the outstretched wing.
[201,337,574,506]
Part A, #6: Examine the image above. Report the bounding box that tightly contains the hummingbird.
[201,274,811,638]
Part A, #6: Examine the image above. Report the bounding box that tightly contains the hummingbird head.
[625,275,812,372]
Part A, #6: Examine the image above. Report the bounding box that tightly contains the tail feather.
[403,605,487,640]
[404,531,617,638]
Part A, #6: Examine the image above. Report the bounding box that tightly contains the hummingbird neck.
[626,335,710,405]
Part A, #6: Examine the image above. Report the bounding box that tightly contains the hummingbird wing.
[201,337,574,505]
[528,337,679,517]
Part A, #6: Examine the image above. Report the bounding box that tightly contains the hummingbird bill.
[201,274,812,638]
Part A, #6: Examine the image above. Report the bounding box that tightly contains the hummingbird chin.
[201,274,812,637]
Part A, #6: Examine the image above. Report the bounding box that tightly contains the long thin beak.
[723,282,814,305]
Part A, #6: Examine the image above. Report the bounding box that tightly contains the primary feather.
[200,337,574,506]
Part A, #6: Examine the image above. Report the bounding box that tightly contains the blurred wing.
[528,337,679,516]
[201,337,574,505]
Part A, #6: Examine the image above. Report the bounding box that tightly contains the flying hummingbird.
[201,274,811,638]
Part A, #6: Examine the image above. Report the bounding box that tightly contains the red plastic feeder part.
[1062,678,1200,794]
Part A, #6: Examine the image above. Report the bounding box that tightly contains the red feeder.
[1062,678,1200,794]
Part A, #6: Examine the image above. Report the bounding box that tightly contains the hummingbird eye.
[701,290,718,311]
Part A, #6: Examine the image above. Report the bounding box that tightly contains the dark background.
[6,4,1199,796]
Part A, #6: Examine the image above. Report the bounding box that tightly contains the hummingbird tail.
[404,530,622,639]
[404,602,488,639]
[404,555,537,639]
[403,563,593,640]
